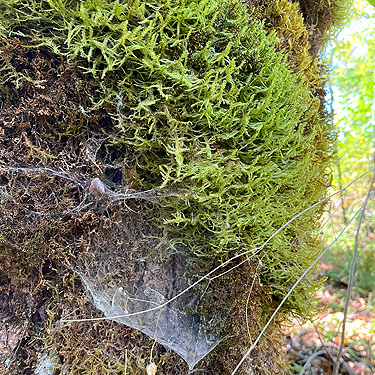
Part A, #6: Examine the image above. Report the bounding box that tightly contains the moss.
[1,0,329,321]
[0,0,339,373]
[330,0,354,27]
[295,0,353,56]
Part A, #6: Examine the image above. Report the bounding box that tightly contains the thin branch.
[61,167,375,324]
[230,188,375,375]
[332,162,375,375]
[299,350,328,375]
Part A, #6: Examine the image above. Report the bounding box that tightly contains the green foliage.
[0,0,333,318]
[330,0,375,184]
[323,0,375,295]
[323,206,375,295]
[330,0,354,28]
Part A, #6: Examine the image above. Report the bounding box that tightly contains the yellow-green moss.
[0,0,333,321]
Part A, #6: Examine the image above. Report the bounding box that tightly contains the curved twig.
[61,167,375,324]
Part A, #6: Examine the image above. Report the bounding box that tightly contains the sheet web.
[69,206,234,370]
[0,143,257,372]
[0,161,238,369]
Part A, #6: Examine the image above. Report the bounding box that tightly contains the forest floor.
[282,263,375,375]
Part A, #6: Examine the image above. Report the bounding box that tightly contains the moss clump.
[0,0,339,373]
[295,0,353,57]
[0,0,333,317]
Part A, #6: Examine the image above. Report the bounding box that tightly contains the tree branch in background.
[332,157,375,375]
[333,60,375,375]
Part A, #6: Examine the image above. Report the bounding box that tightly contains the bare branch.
[332,163,375,375]
[61,167,375,326]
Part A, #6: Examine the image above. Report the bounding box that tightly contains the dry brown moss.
[0,38,283,375]
[0,0,347,372]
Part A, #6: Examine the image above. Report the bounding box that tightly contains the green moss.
[0,0,332,319]
[330,0,354,28]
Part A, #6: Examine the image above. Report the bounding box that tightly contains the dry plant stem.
[299,350,356,375]
[245,260,262,343]
[332,160,375,375]
[125,349,128,375]
[0,165,85,188]
[61,166,375,323]
[230,188,375,375]
[149,308,163,364]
